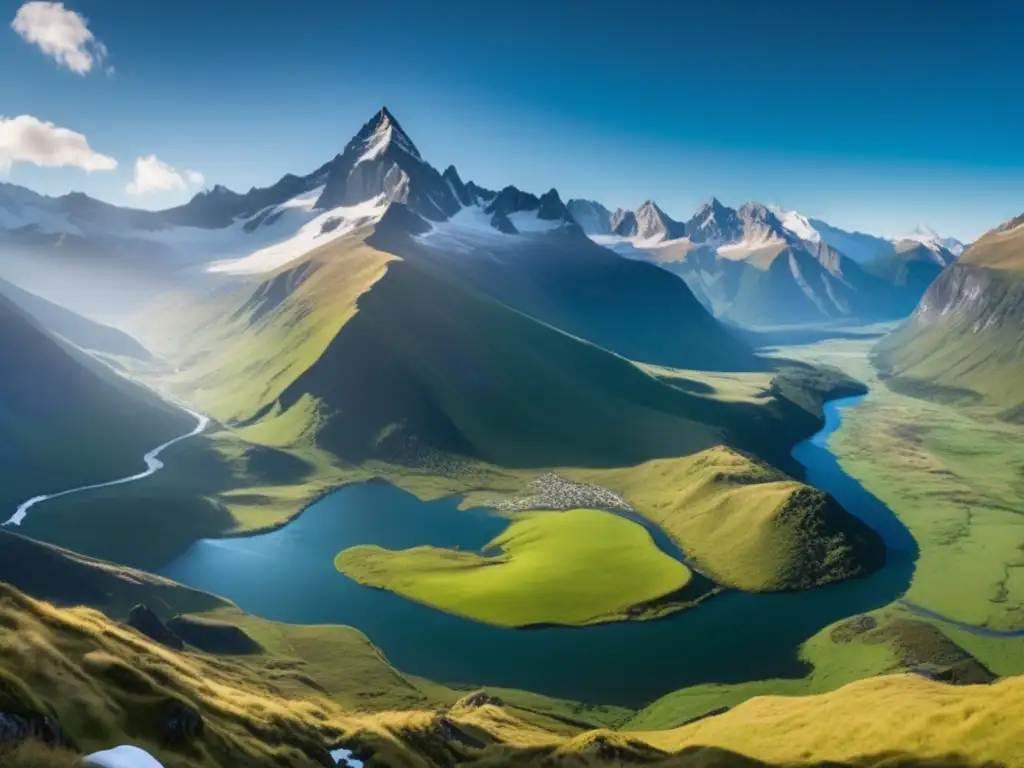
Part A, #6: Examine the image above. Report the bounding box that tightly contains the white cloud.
[126,155,204,196]
[11,1,108,75]
[0,114,117,172]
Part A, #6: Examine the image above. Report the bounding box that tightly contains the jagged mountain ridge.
[0,107,960,330]
[567,194,959,325]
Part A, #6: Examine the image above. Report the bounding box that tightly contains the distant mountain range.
[0,106,961,330]
[566,197,962,325]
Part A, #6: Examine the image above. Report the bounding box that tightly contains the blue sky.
[2,0,1023,241]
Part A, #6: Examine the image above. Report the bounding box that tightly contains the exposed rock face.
[166,615,263,655]
[454,691,505,709]
[162,700,203,747]
[831,614,997,685]
[126,604,184,651]
[442,165,473,207]
[610,208,638,237]
[537,189,571,221]
[634,200,686,241]
[485,186,542,219]
[315,107,461,221]
[914,263,1023,329]
[566,199,612,234]
[686,197,743,244]
[0,711,63,747]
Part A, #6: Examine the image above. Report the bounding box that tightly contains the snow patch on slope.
[776,209,821,243]
[416,204,566,253]
[716,234,785,260]
[507,210,564,233]
[207,194,388,274]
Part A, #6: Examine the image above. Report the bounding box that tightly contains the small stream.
[160,396,916,707]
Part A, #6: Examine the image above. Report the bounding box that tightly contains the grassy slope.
[562,446,883,592]
[3,579,1022,768]
[146,232,838,471]
[0,294,193,510]
[395,224,762,372]
[335,508,693,627]
[33,230,879,590]
[876,219,1024,414]
[0,531,630,727]
[782,338,1024,643]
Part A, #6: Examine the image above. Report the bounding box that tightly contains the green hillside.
[384,222,762,372]
[3,573,1023,768]
[150,233,827,471]
[0,294,193,511]
[875,217,1024,416]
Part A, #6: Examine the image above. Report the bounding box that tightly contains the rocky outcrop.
[831,614,997,685]
[0,711,63,747]
[162,700,203,747]
[537,189,571,221]
[166,615,262,655]
[126,605,184,651]
[454,691,505,709]
[566,199,612,235]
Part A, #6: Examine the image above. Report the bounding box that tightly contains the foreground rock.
[166,615,262,655]
[126,605,184,651]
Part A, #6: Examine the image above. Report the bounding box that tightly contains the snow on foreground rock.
[83,744,364,767]
[84,746,164,768]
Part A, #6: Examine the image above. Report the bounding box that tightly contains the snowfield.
[207,194,388,275]
[415,204,568,253]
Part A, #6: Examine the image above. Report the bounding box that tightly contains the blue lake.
[161,395,917,707]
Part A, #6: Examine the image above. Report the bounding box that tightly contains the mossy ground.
[335,508,693,627]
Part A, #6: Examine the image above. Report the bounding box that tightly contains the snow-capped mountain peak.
[898,224,964,256]
[634,200,685,242]
[343,106,422,164]
[770,205,822,244]
[686,197,741,244]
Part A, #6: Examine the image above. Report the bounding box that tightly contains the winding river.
[161,396,919,707]
[4,409,210,527]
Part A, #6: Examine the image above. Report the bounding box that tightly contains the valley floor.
[776,335,1024,670]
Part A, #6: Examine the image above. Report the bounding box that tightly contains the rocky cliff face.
[914,261,1024,332]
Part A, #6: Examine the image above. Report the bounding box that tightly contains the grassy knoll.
[781,338,1024,648]
[4,578,1023,767]
[335,509,694,627]
[626,602,995,729]
[640,672,1024,767]
[559,447,884,593]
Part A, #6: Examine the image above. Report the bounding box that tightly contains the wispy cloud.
[0,114,117,172]
[126,155,204,196]
[11,1,108,75]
